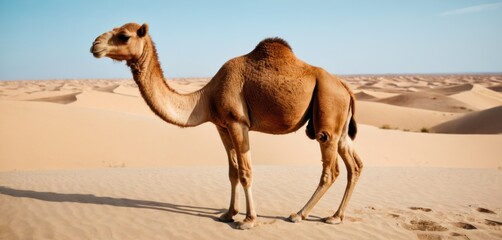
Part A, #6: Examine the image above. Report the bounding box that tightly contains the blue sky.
[0,0,501,80]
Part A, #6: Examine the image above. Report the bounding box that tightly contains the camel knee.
[319,167,339,186]
[319,173,333,186]
[354,151,363,173]
[347,160,363,184]
[351,151,363,179]
[355,159,363,176]
[351,164,362,180]
[239,169,253,188]
[319,173,336,187]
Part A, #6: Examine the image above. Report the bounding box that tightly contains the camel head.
[91,23,149,62]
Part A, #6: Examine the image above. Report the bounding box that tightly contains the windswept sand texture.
[1,75,501,239]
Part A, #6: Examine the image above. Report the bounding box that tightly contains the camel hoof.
[288,213,303,223]
[324,216,343,225]
[218,212,235,223]
[237,218,256,230]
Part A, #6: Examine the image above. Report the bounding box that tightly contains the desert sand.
[1,75,501,240]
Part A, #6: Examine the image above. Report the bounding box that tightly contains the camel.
[90,23,363,230]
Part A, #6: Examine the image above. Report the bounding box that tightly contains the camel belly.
[244,77,315,134]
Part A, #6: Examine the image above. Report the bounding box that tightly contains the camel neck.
[127,37,210,127]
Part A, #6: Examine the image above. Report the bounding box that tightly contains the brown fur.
[255,37,292,51]
[91,23,364,229]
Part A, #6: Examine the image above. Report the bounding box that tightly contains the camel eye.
[117,33,130,42]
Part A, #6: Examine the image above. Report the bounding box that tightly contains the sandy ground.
[1,75,501,239]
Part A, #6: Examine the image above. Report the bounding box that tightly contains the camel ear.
[137,23,149,37]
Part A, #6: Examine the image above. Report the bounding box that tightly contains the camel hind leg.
[289,71,351,222]
[325,108,363,224]
[289,139,341,222]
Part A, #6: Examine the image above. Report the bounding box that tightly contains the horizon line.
[1,72,502,81]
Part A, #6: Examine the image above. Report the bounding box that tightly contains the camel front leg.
[227,123,257,230]
[289,140,340,222]
[216,127,240,222]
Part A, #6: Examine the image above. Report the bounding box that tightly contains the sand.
[431,106,502,134]
[1,75,502,240]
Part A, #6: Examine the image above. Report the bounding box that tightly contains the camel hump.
[256,37,292,50]
[249,37,294,58]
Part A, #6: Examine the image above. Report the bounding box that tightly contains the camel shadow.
[0,186,287,229]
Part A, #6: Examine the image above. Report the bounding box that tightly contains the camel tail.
[342,79,357,140]
[348,99,357,140]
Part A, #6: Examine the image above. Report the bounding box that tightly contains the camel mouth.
[90,45,107,58]
[91,32,113,58]
[92,49,107,58]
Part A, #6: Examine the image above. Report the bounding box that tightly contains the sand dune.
[26,92,81,104]
[377,92,477,113]
[355,91,378,101]
[3,89,78,102]
[355,89,398,99]
[72,90,153,116]
[169,78,209,93]
[1,76,501,240]
[450,85,502,110]
[344,74,502,90]
[94,84,119,93]
[356,101,460,131]
[1,100,500,171]
[424,83,475,95]
[488,84,502,92]
[432,106,502,134]
[113,85,142,97]
[0,100,222,170]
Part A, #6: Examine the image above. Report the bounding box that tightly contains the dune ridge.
[450,84,502,110]
[376,92,477,113]
[432,106,502,134]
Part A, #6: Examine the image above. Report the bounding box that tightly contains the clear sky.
[0,0,501,80]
